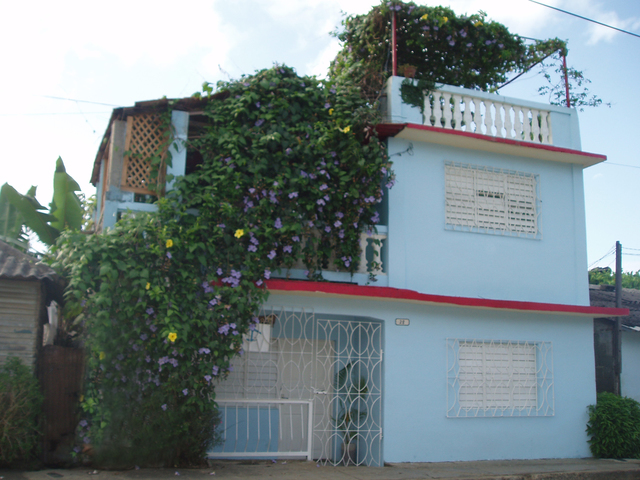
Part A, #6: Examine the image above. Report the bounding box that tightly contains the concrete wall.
[386,137,589,305]
[621,329,640,403]
[266,292,596,463]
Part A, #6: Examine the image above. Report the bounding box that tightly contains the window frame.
[444,162,541,239]
[446,338,554,418]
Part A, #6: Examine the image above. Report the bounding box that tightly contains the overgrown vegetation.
[52,65,392,466]
[587,392,640,459]
[589,267,640,290]
[0,357,43,467]
[330,1,601,110]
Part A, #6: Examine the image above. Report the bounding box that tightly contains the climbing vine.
[53,65,393,466]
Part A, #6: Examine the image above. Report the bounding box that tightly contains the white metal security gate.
[209,306,383,466]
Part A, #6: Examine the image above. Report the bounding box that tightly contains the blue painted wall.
[621,330,640,403]
[267,293,596,463]
[386,137,589,305]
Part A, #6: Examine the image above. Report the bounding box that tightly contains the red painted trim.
[265,279,629,317]
[382,122,607,162]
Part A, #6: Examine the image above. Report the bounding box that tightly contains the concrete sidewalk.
[2,458,640,480]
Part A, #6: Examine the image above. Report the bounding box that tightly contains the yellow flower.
[328,108,334,116]
[168,332,177,342]
[99,352,105,360]
[474,20,483,27]
[146,282,151,290]
[234,229,245,238]
[421,13,428,20]
[442,16,448,23]
[339,126,351,134]
[166,239,173,248]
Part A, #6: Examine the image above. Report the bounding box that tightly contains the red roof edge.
[265,279,629,317]
[401,123,607,161]
[375,122,607,162]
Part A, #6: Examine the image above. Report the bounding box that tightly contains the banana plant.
[0,157,83,248]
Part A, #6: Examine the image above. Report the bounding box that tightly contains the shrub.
[587,392,640,459]
[0,357,43,466]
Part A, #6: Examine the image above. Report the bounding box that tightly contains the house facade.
[91,77,626,465]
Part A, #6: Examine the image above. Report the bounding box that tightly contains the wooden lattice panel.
[121,114,168,194]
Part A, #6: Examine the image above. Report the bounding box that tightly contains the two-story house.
[90,77,626,466]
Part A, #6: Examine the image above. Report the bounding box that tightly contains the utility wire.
[40,95,122,107]
[589,245,616,268]
[528,0,640,39]
[602,162,640,170]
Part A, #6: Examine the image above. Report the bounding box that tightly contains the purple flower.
[199,347,211,354]
[255,102,261,108]
[324,226,331,233]
[256,279,263,286]
[79,420,88,427]
[334,220,342,228]
[140,333,148,341]
[83,436,91,444]
[209,298,218,306]
[292,236,300,242]
[264,269,271,279]
[217,223,225,229]
[288,191,298,198]
[285,148,292,155]
[338,230,345,239]
[146,307,154,315]
[283,245,292,253]
[150,324,157,332]
[301,170,308,178]
[330,151,337,157]
[166,252,172,259]
[317,199,325,206]
[146,355,151,363]
[449,40,455,46]
[248,245,257,252]
[336,212,344,218]
[274,218,282,229]
[218,324,231,335]
[204,375,212,382]
[182,389,188,396]
[319,184,328,191]
[324,103,331,109]
[212,365,219,376]
[255,119,264,127]
[232,330,239,335]
[162,404,167,411]
[267,250,276,260]
[485,40,492,45]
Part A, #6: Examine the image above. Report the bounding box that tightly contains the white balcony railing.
[424,88,553,145]
[280,227,387,284]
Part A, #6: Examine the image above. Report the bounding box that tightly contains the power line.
[528,0,640,39]
[40,95,122,107]
[0,112,111,117]
[589,245,616,268]
[603,162,640,170]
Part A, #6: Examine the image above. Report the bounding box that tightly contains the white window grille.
[445,162,540,238]
[447,339,554,417]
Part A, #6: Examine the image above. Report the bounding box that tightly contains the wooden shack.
[0,240,63,368]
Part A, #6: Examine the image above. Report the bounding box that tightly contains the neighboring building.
[90,77,626,465]
[590,283,640,402]
[0,240,64,368]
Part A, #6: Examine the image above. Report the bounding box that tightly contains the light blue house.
[91,78,626,466]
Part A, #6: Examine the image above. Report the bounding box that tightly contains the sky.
[1,0,639,272]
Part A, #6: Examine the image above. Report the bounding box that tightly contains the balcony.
[382,76,582,151]
[272,226,388,286]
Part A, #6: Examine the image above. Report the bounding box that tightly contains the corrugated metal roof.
[589,284,640,328]
[0,240,59,282]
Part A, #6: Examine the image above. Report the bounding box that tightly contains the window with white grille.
[445,162,540,238]
[447,339,554,417]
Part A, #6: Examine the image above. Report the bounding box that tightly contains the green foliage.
[587,392,640,459]
[0,357,43,467]
[589,267,640,290]
[52,65,392,466]
[50,157,83,232]
[330,1,598,110]
[0,157,84,248]
[0,184,32,250]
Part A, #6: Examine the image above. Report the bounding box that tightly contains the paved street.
[2,458,640,480]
